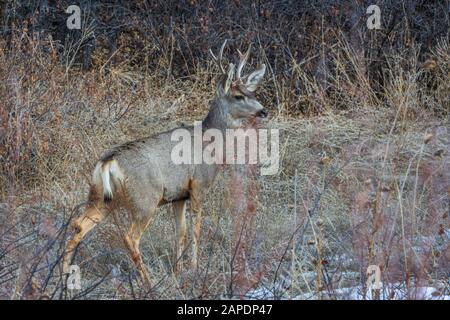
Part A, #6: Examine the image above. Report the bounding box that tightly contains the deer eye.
[234,95,245,101]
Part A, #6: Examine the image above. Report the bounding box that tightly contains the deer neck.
[202,98,228,132]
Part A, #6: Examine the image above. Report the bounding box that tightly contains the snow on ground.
[245,282,450,300]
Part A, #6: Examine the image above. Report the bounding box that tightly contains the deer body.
[96,125,219,206]
[63,40,267,286]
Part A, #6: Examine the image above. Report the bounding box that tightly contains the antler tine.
[209,39,228,74]
[236,44,251,81]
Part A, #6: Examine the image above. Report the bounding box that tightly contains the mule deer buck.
[62,40,267,285]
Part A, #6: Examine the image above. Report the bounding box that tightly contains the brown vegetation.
[0,1,448,299]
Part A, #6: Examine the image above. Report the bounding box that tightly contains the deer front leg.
[190,191,202,270]
[173,200,187,273]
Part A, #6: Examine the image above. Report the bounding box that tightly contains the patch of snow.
[293,282,450,300]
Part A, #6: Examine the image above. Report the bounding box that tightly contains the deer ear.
[245,64,266,92]
[223,63,235,94]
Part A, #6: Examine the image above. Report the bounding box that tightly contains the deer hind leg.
[123,205,157,287]
[63,204,107,274]
[124,229,150,286]
[173,200,187,274]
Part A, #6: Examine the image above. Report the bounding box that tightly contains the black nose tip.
[258,109,268,118]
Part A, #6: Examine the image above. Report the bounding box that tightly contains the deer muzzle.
[257,108,268,118]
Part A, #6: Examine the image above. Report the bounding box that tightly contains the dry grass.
[0,24,449,299]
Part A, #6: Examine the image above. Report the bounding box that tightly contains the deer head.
[210,40,268,129]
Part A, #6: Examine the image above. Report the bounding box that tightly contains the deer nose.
[257,108,268,118]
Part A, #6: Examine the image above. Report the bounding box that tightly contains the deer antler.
[209,39,228,74]
[236,44,251,82]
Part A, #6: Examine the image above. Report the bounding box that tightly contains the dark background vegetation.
[2,0,449,112]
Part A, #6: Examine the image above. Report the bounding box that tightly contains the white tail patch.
[92,160,124,202]
[102,162,113,201]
